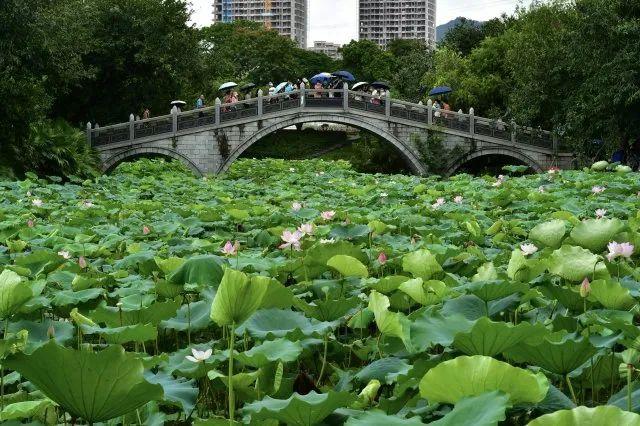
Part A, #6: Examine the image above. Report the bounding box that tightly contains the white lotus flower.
[454,196,463,204]
[185,348,212,363]
[380,192,388,198]
[538,186,545,193]
[298,223,315,236]
[432,198,445,209]
[520,243,538,256]
[595,209,607,219]
[32,199,43,207]
[279,230,304,251]
[592,186,605,194]
[83,201,94,208]
[320,238,335,244]
[57,250,71,259]
[321,211,336,220]
[292,202,302,212]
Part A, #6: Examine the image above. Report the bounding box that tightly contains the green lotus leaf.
[243,391,356,426]
[608,381,640,412]
[472,262,498,282]
[548,245,603,282]
[236,309,336,339]
[529,220,567,249]
[354,357,411,385]
[51,288,104,308]
[235,338,302,368]
[260,278,294,309]
[429,391,511,426]
[419,355,549,404]
[81,323,157,344]
[402,249,443,280]
[8,319,74,351]
[0,399,53,421]
[301,241,368,279]
[14,250,64,277]
[210,269,269,327]
[329,224,371,240]
[590,279,635,310]
[453,318,549,356]
[4,341,163,423]
[570,219,626,253]
[367,275,410,294]
[507,249,546,282]
[155,257,186,275]
[527,406,640,426]
[0,269,32,319]
[465,279,529,302]
[398,278,449,305]
[347,307,374,329]
[293,296,361,321]
[505,334,598,375]
[144,371,198,414]
[169,255,224,287]
[327,254,369,278]
[0,330,28,359]
[346,411,425,425]
[410,308,475,353]
[160,299,212,332]
[368,291,412,351]
[92,299,181,327]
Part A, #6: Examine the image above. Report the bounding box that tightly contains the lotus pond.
[2,158,640,425]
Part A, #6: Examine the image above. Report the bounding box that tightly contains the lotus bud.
[358,379,381,404]
[27,219,35,228]
[47,325,55,339]
[142,225,150,235]
[580,277,591,298]
[78,256,87,269]
[378,252,388,265]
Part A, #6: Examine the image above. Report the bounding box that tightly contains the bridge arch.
[218,113,428,175]
[102,146,204,176]
[446,147,544,177]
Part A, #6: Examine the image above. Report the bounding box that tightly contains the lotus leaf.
[0,269,32,319]
[590,279,635,310]
[452,318,549,356]
[529,220,567,249]
[0,399,53,421]
[327,254,369,278]
[242,391,356,426]
[527,406,640,426]
[419,355,549,404]
[346,411,425,425]
[429,391,510,426]
[235,338,303,367]
[4,341,163,423]
[398,278,449,305]
[403,250,443,280]
[210,269,269,326]
[169,255,224,287]
[570,219,626,253]
[548,245,603,282]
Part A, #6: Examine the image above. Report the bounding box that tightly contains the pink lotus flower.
[185,348,212,363]
[432,198,445,209]
[607,242,634,261]
[492,180,503,187]
[580,277,591,298]
[454,196,463,204]
[32,199,43,207]
[321,211,336,221]
[378,252,388,265]
[78,256,87,269]
[221,241,239,256]
[280,230,304,251]
[298,223,315,236]
[292,202,302,212]
[520,243,538,256]
[57,250,71,260]
[548,167,560,174]
[142,225,150,235]
[592,186,605,194]
[27,219,34,228]
[595,209,607,219]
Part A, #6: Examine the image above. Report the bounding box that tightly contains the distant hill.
[436,17,483,42]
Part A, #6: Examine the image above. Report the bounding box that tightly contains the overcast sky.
[189,0,534,47]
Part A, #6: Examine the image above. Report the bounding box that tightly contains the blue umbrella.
[310,72,333,85]
[429,86,453,96]
[332,70,356,82]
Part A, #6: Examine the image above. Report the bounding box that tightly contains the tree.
[55,0,201,125]
[339,40,396,83]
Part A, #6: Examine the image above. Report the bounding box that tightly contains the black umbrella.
[370,81,391,90]
[240,83,256,92]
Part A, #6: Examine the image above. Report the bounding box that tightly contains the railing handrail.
[88,90,558,151]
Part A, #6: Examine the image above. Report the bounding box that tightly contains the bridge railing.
[87,84,559,153]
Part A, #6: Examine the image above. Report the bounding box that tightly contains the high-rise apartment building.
[309,41,342,60]
[359,0,436,48]
[213,0,308,49]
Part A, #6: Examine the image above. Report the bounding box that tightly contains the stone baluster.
[171,107,178,135]
[257,90,263,117]
[427,99,433,126]
[469,108,475,137]
[129,114,135,141]
[215,98,221,125]
[86,122,92,147]
[300,83,305,109]
[343,82,349,111]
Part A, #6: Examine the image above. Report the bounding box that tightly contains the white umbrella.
[352,82,369,91]
[219,82,238,91]
[170,100,187,106]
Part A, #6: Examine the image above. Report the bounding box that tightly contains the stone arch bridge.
[88,86,573,176]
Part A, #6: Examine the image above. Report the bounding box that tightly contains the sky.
[188,0,534,47]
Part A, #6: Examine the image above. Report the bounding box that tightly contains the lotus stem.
[566,375,578,405]
[228,323,236,425]
[318,333,329,384]
[628,365,634,412]
[1,364,4,410]
[187,296,191,346]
